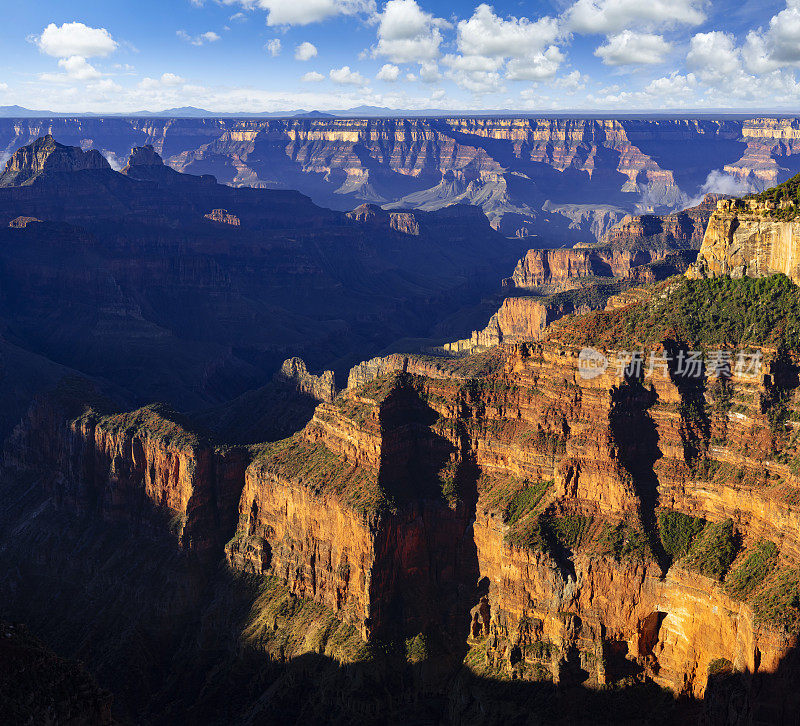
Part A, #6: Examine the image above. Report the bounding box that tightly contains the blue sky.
[0,0,797,111]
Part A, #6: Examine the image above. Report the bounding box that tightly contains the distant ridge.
[4,104,795,120]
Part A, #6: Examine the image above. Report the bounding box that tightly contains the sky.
[0,0,798,112]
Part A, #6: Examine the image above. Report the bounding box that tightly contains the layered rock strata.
[690,198,800,283]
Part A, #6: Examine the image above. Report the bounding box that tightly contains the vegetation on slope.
[250,434,388,517]
[725,539,779,599]
[658,511,706,561]
[751,171,800,220]
[552,274,800,351]
[682,518,739,581]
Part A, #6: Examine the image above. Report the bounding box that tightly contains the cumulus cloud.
[36,22,118,58]
[645,71,697,97]
[687,31,739,81]
[505,47,564,80]
[418,60,440,83]
[554,70,589,92]
[224,0,375,27]
[742,0,800,73]
[377,63,400,81]
[88,78,122,94]
[266,39,281,56]
[595,30,670,65]
[457,4,559,58]
[374,0,448,63]
[330,65,367,84]
[301,70,325,81]
[57,55,102,80]
[565,0,705,34]
[177,30,221,45]
[139,73,187,89]
[447,5,564,87]
[294,41,318,60]
[0,82,7,91]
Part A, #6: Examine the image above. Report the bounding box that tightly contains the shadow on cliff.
[609,365,668,572]
[371,374,482,654]
[3,462,800,726]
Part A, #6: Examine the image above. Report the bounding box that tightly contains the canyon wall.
[0,116,791,241]
[223,340,800,703]
[7,336,800,718]
[4,389,248,553]
[690,198,800,283]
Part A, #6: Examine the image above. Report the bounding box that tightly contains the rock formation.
[0,116,786,241]
[204,208,241,226]
[0,134,109,187]
[276,357,336,403]
[690,197,800,283]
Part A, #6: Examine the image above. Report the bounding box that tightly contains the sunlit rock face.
[1,115,788,242]
[691,198,800,284]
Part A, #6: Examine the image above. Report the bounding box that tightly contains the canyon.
[5,313,800,723]
[2,129,800,725]
[3,116,800,242]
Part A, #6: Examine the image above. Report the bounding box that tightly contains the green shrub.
[725,539,779,598]
[683,519,739,580]
[751,567,800,632]
[553,274,800,352]
[601,522,652,562]
[549,515,592,549]
[658,511,706,560]
[503,480,552,525]
[707,658,733,676]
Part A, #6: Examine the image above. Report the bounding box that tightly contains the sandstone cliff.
[1,116,787,242]
[690,197,800,283]
[0,134,109,187]
[217,337,800,707]
[5,386,247,553]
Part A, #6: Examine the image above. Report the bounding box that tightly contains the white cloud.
[177,30,221,45]
[554,70,589,91]
[301,70,325,81]
[224,0,375,27]
[457,4,560,58]
[0,82,8,92]
[699,169,759,196]
[743,1,800,73]
[418,60,440,83]
[266,39,282,56]
[88,78,122,93]
[294,41,318,61]
[595,30,670,65]
[375,0,448,63]
[447,5,564,86]
[687,31,739,81]
[229,12,248,22]
[139,73,187,90]
[57,55,102,80]
[506,46,564,80]
[565,0,705,34]
[160,72,186,86]
[377,63,400,81]
[36,22,118,58]
[645,71,697,97]
[330,65,367,85]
